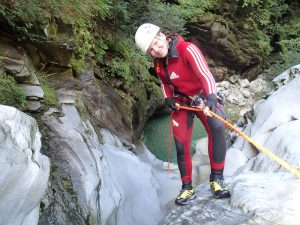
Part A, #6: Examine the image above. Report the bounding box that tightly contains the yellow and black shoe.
[209,174,230,199]
[175,187,196,205]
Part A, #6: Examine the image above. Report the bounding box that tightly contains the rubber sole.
[214,191,231,199]
[175,193,196,205]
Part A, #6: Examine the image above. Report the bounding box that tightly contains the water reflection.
[143,113,207,163]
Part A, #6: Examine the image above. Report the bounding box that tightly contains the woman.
[135,23,230,205]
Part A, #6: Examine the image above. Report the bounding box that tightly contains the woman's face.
[147,32,168,58]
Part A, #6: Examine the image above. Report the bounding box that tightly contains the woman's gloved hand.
[205,94,217,112]
[203,93,217,116]
[165,98,178,111]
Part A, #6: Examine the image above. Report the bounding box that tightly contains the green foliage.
[130,51,153,82]
[104,36,152,84]
[0,0,112,41]
[260,3,300,78]
[94,38,108,62]
[143,2,187,34]
[238,0,288,27]
[109,57,132,82]
[96,0,190,85]
[275,8,300,52]
[0,0,112,26]
[174,0,219,21]
[0,72,26,108]
[1,0,298,100]
[106,55,151,84]
[0,3,42,41]
[264,50,300,80]
[255,29,272,57]
[125,0,187,34]
[108,0,131,29]
[70,57,86,75]
[69,24,93,74]
[279,38,300,52]
[36,73,59,107]
[73,25,94,57]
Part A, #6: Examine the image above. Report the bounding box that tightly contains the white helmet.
[135,23,160,53]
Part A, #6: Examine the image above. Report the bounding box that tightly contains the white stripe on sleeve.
[187,44,216,93]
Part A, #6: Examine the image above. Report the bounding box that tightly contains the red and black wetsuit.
[154,35,227,183]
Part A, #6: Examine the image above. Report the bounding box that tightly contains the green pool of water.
[143,113,207,163]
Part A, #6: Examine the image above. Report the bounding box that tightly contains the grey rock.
[272,64,300,89]
[219,80,230,89]
[57,89,77,104]
[249,78,266,94]
[230,172,300,225]
[161,70,300,225]
[228,75,239,84]
[0,44,39,84]
[245,76,300,173]
[238,79,250,88]
[19,84,44,99]
[159,183,256,225]
[224,148,248,176]
[240,88,251,98]
[26,100,42,111]
[0,105,50,225]
[40,102,180,225]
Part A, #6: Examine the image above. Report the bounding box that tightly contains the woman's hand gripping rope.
[188,94,213,117]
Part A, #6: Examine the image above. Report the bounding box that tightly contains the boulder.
[0,43,39,84]
[0,105,50,225]
[161,69,300,225]
[40,101,180,225]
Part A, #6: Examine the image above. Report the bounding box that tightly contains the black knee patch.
[175,140,187,178]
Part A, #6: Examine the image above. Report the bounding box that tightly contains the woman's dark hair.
[160,27,177,39]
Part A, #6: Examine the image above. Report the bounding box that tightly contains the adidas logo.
[172,119,179,127]
[170,72,180,79]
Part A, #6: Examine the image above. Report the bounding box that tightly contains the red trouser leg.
[172,110,194,183]
[196,108,227,173]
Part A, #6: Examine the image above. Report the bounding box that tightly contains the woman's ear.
[159,32,166,38]
[157,32,167,42]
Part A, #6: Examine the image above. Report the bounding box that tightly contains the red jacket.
[154,36,217,99]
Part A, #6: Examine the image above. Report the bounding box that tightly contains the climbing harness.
[176,104,300,179]
[190,95,204,108]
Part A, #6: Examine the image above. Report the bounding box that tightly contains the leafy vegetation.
[0,70,26,108]
[36,73,59,107]
[0,0,111,31]
[0,0,111,70]
[238,0,289,26]
[263,2,300,78]
[0,0,299,91]
[275,5,300,52]
[173,0,219,21]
